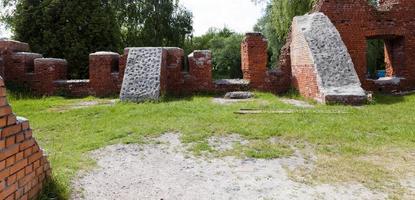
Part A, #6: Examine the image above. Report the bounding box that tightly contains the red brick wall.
[0,41,30,78]
[33,58,68,96]
[165,48,184,95]
[54,80,91,97]
[7,53,43,87]
[310,0,415,92]
[241,33,268,90]
[0,77,51,200]
[186,50,213,92]
[290,23,322,101]
[241,33,291,93]
[89,52,121,97]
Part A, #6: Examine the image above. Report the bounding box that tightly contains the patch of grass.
[7,91,415,199]
[244,141,293,159]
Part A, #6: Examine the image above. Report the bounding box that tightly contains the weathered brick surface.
[241,33,290,93]
[0,77,51,200]
[89,52,121,97]
[311,0,415,92]
[290,12,366,104]
[33,58,68,96]
[241,33,268,90]
[53,80,91,97]
[186,50,213,92]
[164,48,185,95]
[7,53,42,87]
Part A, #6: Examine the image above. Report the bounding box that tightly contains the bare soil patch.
[72,133,387,200]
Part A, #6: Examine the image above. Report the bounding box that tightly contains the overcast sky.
[0,0,267,38]
[180,0,267,36]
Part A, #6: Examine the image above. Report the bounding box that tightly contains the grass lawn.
[7,92,415,199]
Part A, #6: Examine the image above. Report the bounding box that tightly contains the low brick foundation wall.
[0,77,51,199]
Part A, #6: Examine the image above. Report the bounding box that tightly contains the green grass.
[7,91,415,199]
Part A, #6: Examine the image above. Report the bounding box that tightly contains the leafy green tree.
[5,0,121,78]
[271,0,315,42]
[253,0,314,68]
[111,0,193,48]
[185,27,243,79]
[2,0,193,78]
[254,4,281,68]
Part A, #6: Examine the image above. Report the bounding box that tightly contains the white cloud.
[180,0,266,36]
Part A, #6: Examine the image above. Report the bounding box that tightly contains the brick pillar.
[0,40,30,79]
[188,50,213,92]
[34,58,68,96]
[165,48,184,94]
[241,32,268,90]
[89,52,120,97]
[0,76,51,200]
[8,53,43,86]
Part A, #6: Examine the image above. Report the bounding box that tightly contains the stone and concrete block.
[291,12,367,104]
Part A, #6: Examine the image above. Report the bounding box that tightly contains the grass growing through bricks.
[7,91,415,199]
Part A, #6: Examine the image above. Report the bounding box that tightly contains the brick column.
[34,58,68,96]
[0,40,30,79]
[241,32,268,90]
[165,48,184,94]
[89,52,120,97]
[188,50,213,92]
[8,53,43,86]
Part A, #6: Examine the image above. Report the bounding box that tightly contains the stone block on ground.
[120,48,167,102]
[224,91,254,99]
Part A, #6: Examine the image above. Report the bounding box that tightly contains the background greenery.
[1,0,193,78]
[184,27,243,79]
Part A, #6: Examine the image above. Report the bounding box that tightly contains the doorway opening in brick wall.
[366,36,405,80]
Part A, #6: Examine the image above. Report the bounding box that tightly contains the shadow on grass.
[373,94,406,105]
[39,179,66,200]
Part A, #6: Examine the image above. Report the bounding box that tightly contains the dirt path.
[72,134,387,200]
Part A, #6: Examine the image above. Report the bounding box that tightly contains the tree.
[4,0,121,78]
[185,27,243,79]
[271,0,315,42]
[111,0,193,48]
[2,0,193,78]
[254,4,281,68]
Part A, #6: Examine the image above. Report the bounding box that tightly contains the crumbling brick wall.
[290,12,366,105]
[241,33,268,90]
[0,40,126,97]
[311,0,415,92]
[0,77,51,199]
[33,58,68,96]
[290,23,321,100]
[186,50,213,92]
[89,52,121,97]
[241,33,291,93]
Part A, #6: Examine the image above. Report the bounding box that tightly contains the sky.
[180,0,267,36]
[0,0,267,38]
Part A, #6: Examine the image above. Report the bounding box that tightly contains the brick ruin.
[310,0,415,93]
[290,13,367,104]
[0,0,413,103]
[0,36,287,98]
[0,77,51,199]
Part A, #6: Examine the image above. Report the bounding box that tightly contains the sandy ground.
[72,133,388,200]
[280,98,315,108]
